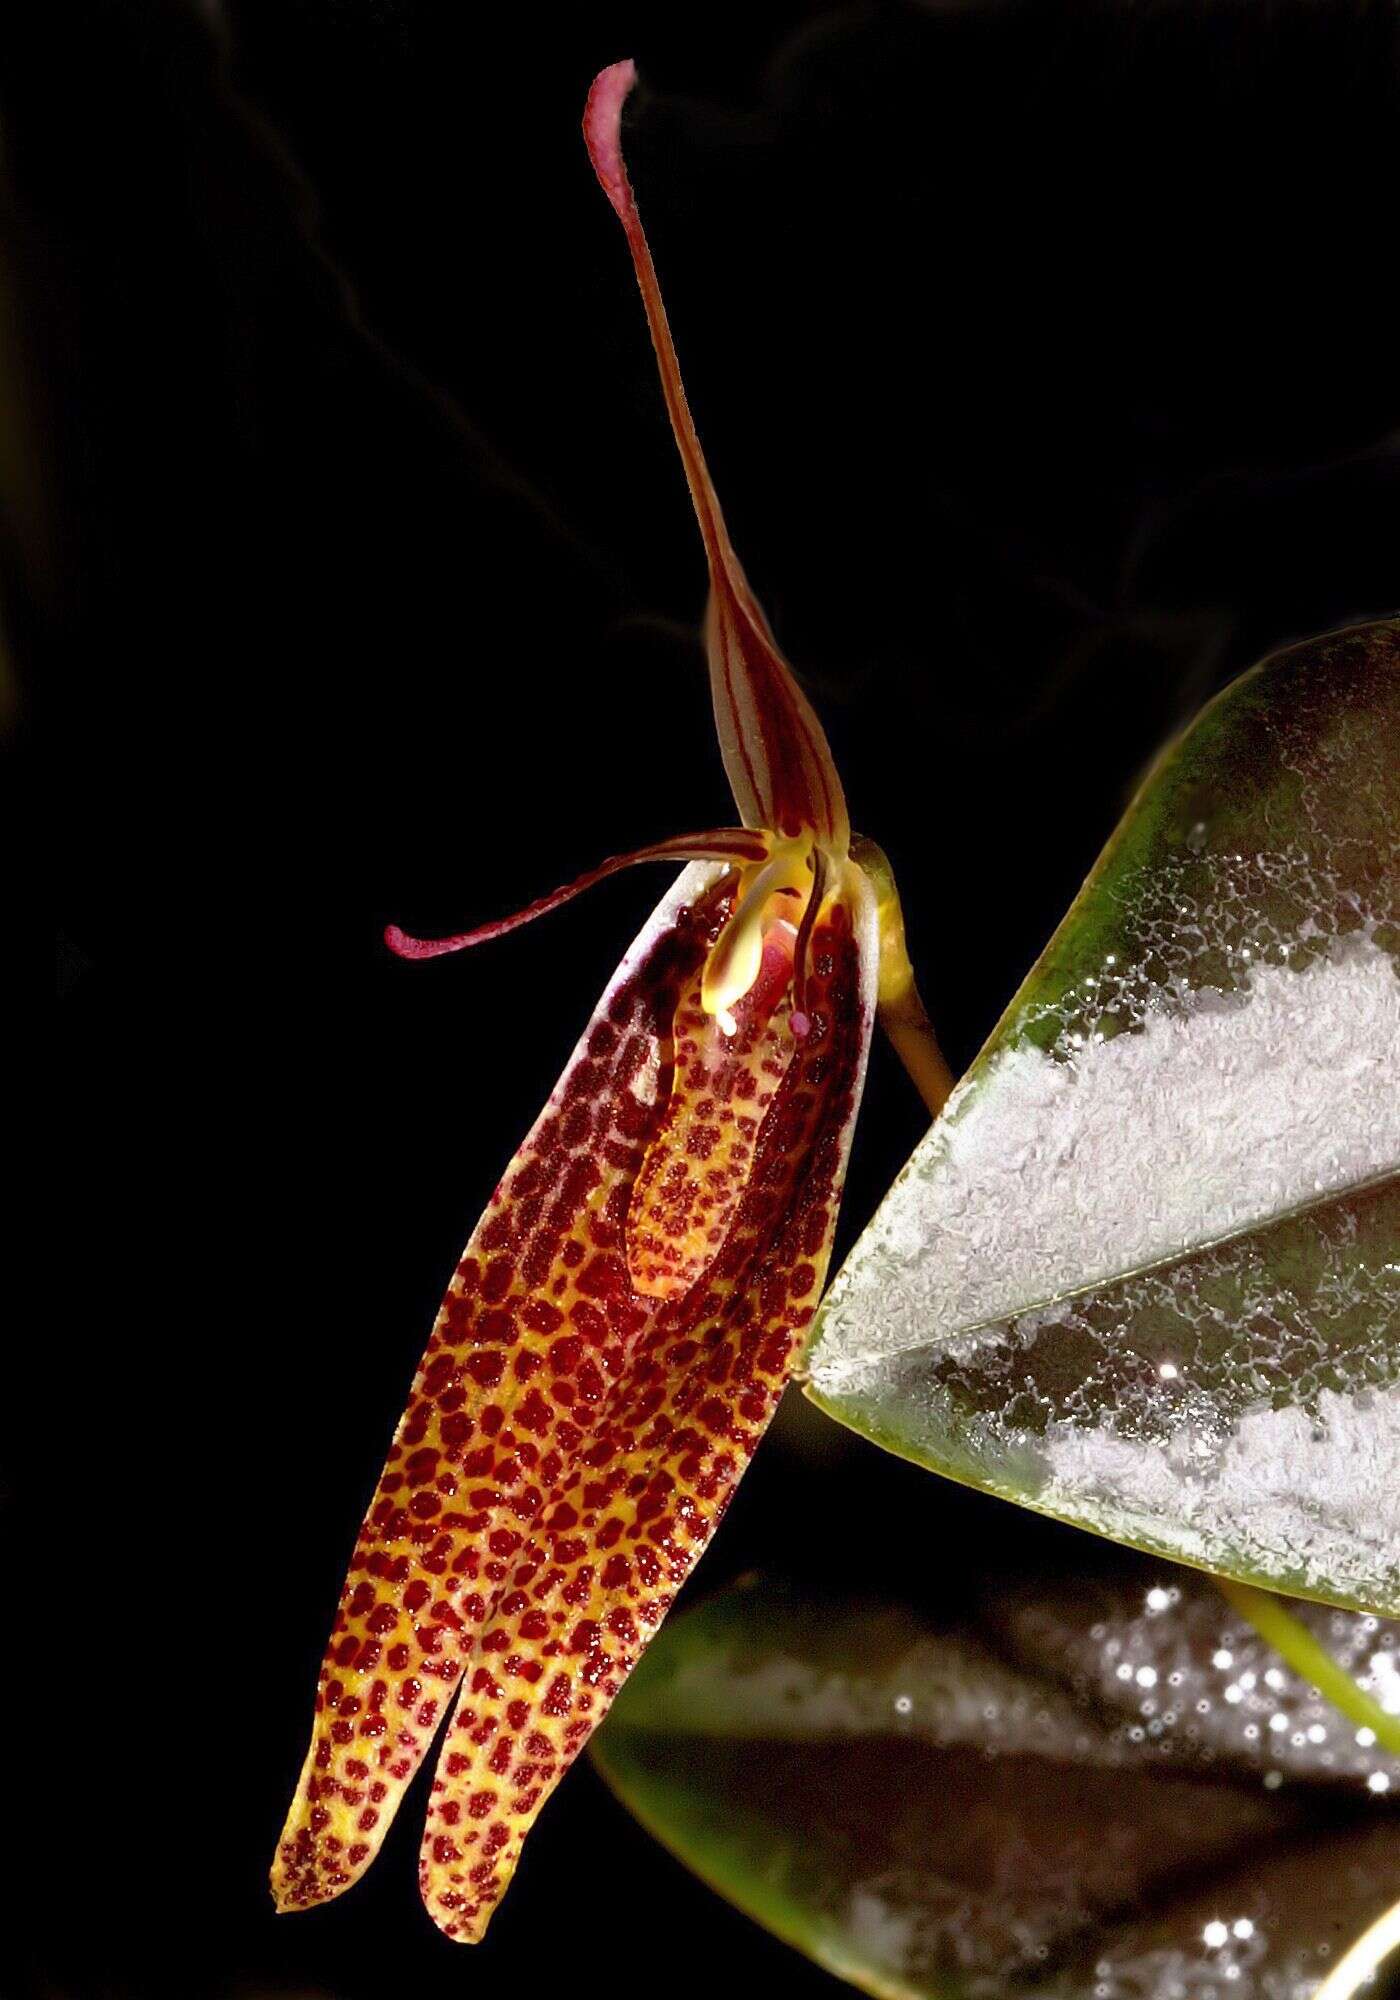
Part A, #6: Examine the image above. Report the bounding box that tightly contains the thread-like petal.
[385,829,767,959]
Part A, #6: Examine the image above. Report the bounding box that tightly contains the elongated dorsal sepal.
[583,61,850,856]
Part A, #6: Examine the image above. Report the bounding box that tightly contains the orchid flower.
[271,58,949,1943]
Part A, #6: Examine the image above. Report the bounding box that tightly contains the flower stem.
[1216,1576,1400,1755]
[1312,1893,1400,2000]
[853,837,955,1118]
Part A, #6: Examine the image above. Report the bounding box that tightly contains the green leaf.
[806,619,1400,1613]
[593,1564,1400,1999]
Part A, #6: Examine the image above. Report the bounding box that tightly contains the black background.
[30,2,1400,1996]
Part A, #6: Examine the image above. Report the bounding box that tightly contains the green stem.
[851,835,955,1120]
[1216,1576,1400,1755]
[1312,1893,1400,2000]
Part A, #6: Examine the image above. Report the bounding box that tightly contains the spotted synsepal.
[271,866,879,1936]
[272,866,727,1915]
[416,875,876,1937]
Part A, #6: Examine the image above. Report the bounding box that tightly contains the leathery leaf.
[805,619,1400,1613]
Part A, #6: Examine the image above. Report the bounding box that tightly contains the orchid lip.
[699,836,815,1022]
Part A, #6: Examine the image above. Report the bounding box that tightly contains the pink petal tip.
[583,60,639,222]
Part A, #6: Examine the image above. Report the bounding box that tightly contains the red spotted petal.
[271,865,878,1935]
[583,61,849,853]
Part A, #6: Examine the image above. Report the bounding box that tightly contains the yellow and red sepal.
[271,859,879,1937]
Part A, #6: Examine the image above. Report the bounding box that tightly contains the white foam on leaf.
[1041,1386,1400,1601]
[811,937,1400,1392]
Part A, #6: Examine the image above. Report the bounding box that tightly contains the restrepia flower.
[272,58,947,1942]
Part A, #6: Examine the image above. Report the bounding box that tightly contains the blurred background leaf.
[595,1558,1400,1997]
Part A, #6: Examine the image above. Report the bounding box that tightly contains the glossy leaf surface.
[594,1562,1400,1999]
[807,619,1400,1613]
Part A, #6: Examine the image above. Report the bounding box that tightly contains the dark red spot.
[542,1674,573,1718]
[482,1259,515,1304]
[516,1388,552,1436]
[521,1297,564,1335]
[441,1411,474,1450]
